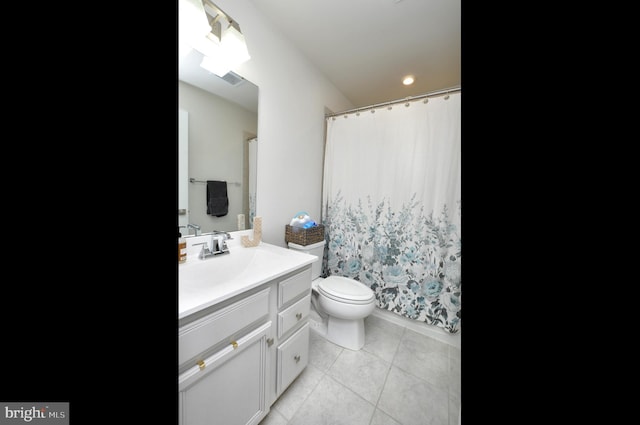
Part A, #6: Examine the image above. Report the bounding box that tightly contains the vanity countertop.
[178,230,317,320]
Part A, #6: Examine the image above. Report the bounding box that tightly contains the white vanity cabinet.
[178,260,313,425]
[178,287,272,425]
[273,267,312,399]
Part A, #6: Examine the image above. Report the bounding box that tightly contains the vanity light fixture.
[179,0,251,78]
[178,0,212,62]
[402,75,415,85]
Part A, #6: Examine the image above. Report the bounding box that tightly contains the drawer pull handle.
[294,355,301,363]
[296,313,302,320]
[267,338,274,347]
[197,360,206,370]
[231,341,238,349]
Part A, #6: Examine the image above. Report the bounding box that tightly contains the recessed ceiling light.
[402,75,415,85]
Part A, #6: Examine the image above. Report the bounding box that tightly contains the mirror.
[178,48,258,236]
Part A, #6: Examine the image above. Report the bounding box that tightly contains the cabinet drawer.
[277,323,309,395]
[277,294,311,338]
[179,287,270,366]
[278,267,312,308]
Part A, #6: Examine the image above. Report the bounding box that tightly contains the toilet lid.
[317,276,375,304]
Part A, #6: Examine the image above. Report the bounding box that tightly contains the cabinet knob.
[197,360,206,370]
[294,355,301,363]
[296,312,302,320]
[231,341,238,349]
[267,338,274,347]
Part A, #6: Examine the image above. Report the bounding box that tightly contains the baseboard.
[370,307,461,349]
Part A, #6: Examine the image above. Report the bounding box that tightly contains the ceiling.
[249,0,461,109]
[178,0,460,111]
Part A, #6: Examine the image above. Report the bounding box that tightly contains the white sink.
[178,236,317,319]
[179,247,258,286]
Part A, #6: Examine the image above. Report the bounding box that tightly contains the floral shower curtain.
[321,92,461,334]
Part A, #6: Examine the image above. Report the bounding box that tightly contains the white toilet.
[288,240,376,350]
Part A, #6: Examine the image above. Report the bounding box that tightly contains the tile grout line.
[321,374,380,425]
[281,366,327,425]
[283,332,343,425]
[274,316,453,425]
[325,345,344,371]
[369,362,393,425]
[390,328,452,392]
[368,317,454,425]
[371,325,410,425]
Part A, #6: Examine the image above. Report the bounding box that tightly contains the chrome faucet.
[196,230,232,259]
[186,223,201,236]
[210,230,232,253]
[211,230,232,240]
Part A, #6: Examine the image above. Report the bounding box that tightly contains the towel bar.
[189,178,241,186]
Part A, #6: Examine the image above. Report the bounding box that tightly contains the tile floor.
[259,315,461,425]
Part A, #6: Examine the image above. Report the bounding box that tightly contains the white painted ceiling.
[178,0,460,112]
[249,0,461,109]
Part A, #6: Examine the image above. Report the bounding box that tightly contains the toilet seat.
[317,276,375,305]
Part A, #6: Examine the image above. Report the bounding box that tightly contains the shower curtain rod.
[325,86,461,118]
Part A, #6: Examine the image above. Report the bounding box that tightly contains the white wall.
[178,81,258,233]
[212,0,354,247]
[178,109,190,230]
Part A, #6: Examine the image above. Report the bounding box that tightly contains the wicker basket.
[285,224,325,246]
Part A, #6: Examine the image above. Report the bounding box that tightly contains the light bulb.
[402,75,415,85]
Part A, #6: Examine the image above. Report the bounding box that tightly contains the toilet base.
[326,316,366,350]
[308,303,328,337]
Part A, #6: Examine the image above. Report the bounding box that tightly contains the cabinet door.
[277,323,310,396]
[179,321,272,425]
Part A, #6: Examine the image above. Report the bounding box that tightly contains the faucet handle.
[214,235,227,251]
[213,235,230,252]
[192,242,207,259]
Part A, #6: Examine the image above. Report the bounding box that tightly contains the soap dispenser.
[178,231,187,264]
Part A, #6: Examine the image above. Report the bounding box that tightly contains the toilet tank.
[287,240,326,279]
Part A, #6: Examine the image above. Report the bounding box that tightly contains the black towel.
[206,180,229,217]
